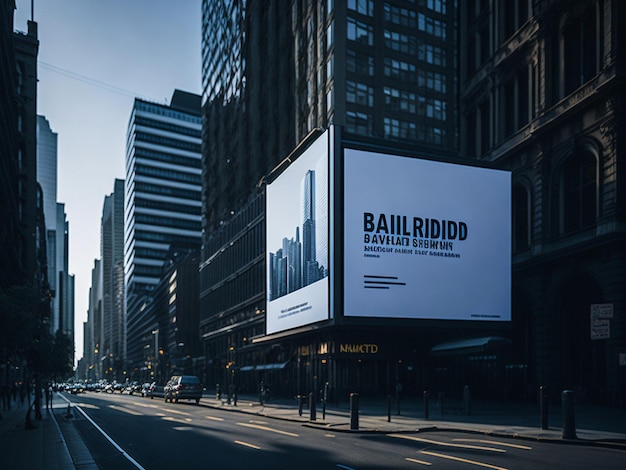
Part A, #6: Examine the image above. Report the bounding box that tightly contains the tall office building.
[292,0,457,151]
[199,0,459,393]
[101,179,125,376]
[124,90,202,369]
[37,115,73,336]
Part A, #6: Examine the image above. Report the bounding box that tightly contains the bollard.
[350,393,359,430]
[423,390,429,420]
[387,395,391,422]
[233,392,238,407]
[463,385,471,416]
[310,392,316,421]
[298,395,304,416]
[561,390,577,439]
[216,384,220,400]
[539,386,548,430]
[65,402,72,419]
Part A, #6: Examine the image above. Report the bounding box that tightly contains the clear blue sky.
[14,0,202,365]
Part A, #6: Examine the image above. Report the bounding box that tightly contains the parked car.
[164,375,202,404]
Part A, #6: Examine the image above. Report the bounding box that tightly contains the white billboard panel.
[344,149,511,321]
[266,131,329,334]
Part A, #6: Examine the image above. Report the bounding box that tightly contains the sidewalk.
[0,398,74,470]
[201,392,626,447]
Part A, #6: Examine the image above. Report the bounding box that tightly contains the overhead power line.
[39,61,159,102]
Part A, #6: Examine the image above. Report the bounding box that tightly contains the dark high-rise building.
[124,90,202,370]
[199,0,460,395]
[101,179,125,378]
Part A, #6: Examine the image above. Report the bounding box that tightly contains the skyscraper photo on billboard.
[266,131,329,335]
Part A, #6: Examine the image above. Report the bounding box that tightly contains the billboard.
[343,149,511,322]
[266,130,330,334]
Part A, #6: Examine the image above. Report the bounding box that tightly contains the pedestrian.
[395,380,403,415]
[45,383,52,410]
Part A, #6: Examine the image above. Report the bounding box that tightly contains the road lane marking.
[337,465,355,470]
[387,434,506,453]
[133,402,159,409]
[236,422,299,437]
[453,439,532,450]
[163,407,192,416]
[75,403,100,409]
[205,416,224,421]
[163,417,193,424]
[109,405,143,416]
[420,450,508,470]
[325,433,336,438]
[405,457,432,465]
[235,440,261,450]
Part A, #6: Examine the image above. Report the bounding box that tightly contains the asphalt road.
[62,392,626,470]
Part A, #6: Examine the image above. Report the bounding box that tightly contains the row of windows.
[384,87,447,120]
[135,197,200,216]
[384,117,446,144]
[202,224,263,287]
[383,58,447,93]
[384,4,417,28]
[135,132,201,154]
[135,116,201,139]
[135,182,201,201]
[134,230,200,247]
[133,147,201,169]
[135,100,200,124]
[201,263,264,318]
[135,213,201,232]
[135,163,201,186]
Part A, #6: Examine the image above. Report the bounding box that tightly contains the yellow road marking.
[405,457,432,465]
[205,416,224,421]
[163,416,193,424]
[420,450,508,470]
[109,405,142,416]
[388,434,506,453]
[163,407,191,416]
[237,422,299,437]
[235,440,261,450]
[453,439,532,450]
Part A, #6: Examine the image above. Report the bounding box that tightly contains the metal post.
[298,395,304,416]
[561,390,577,439]
[387,395,391,422]
[463,385,471,416]
[423,390,429,420]
[310,392,316,421]
[350,393,359,430]
[539,386,548,430]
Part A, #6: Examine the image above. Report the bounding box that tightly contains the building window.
[384,3,417,28]
[346,111,373,135]
[347,50,374,76]
[562,152,597,233]
[347,17,374,45]
[418,43,446,66]
[348,0,374,16]
[502,0,530,40]
[513,184,530,251]
[562,4,600,96]
[347,81,374,107]
[503,66,530,138]
[385,30,417,55]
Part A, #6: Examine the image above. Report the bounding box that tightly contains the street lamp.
[152,329,159,383]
